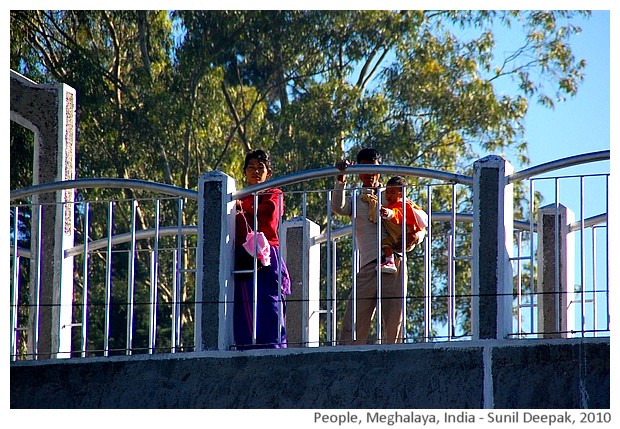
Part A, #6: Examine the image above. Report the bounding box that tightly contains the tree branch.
[137,11,152,79]
[221,81,251,152]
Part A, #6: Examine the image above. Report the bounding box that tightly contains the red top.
[384,199,425,233]
[235,188,284,247]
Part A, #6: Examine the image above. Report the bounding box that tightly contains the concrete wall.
[10,338,608,409]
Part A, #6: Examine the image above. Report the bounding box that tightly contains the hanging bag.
[239,200,271,266]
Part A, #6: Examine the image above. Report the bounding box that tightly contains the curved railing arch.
[10,150,608,202]
[508,150,609,183]
[10,178,198,201]
[233,165,473,200]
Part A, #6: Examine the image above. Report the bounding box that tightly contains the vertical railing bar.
[605,174,609,331]
[11,206,20,361]
[331,239,337,343]
[591,226,598,336]
[149,251,156,354]
[277,192,283,345]
[301,192,308,346]
[80,201,90,357]
[351,188,358,343]
[450,183,457,339]
[149,199,160,354]
[171,249,179,352]
[376,187,383,345]
[175,197,184,351]
[126,199,137,355]
[580,176,586,336]
[424,185,432,341]
[33,203,43,360]
[104,201,114,357]
[516,231,523,338]
[554,178,560,335]
[529,179,535,335]
[326,191,333,344]
[400,185,407,343]
[447,233,453,340]
[252,192,259,346]
[154,200,161,351]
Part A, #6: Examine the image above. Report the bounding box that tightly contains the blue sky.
[499,10,610,171]
[479,10,611,221]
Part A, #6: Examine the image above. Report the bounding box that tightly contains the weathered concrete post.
[281,217,321,347]
[537,204,575,338]
[472,155,514,340]
[195,172,236,351]
[10,70,76,359]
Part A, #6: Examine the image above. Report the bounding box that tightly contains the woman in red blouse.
[234,150,290,349]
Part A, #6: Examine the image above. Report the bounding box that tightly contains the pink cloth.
[242,230,271,266]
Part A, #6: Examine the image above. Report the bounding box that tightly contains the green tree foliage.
[11,10,588,181]
[10,10,588,348]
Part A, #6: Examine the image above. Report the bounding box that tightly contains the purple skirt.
[233,245,290,350]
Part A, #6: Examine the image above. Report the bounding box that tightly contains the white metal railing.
[9,152,610,359]
[303,184,475,345]
[10,180,198,360]
[509,170,609,339]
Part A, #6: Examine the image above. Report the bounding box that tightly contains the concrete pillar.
[10,71,76,359]
[537,204,575,338]
[281,217,321,347]
[472,155,514,340]
[195,172,236,351]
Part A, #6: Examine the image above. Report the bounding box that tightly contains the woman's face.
[358,159,380,188]
[244,158,271,186]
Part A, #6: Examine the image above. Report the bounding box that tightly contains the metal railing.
[10,180,198,360]
[9,151,610,359]
[508,164,609,339]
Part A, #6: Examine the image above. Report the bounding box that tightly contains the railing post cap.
[474,154,508,166]
[540,203,569,212]
[199,170,231,180]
